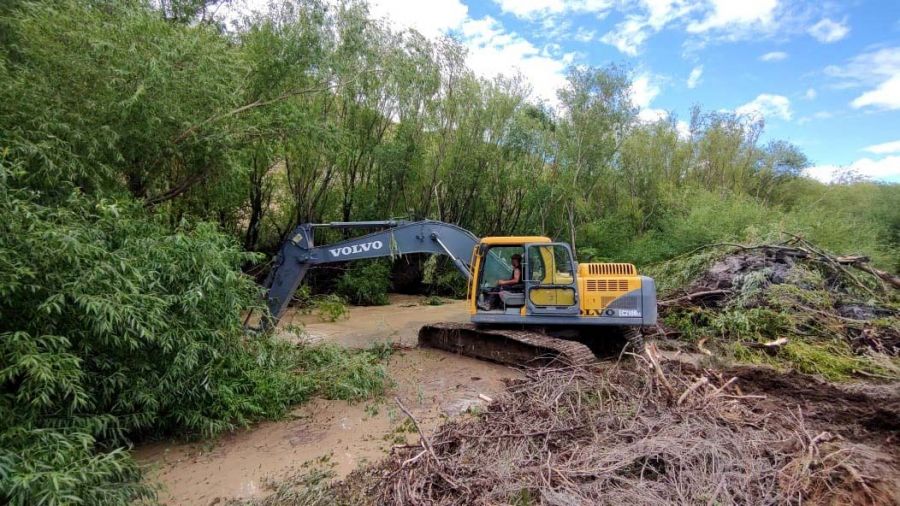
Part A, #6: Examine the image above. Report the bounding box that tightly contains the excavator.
[259,220,657,366]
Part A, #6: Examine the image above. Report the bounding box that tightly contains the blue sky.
[238,0,900,182]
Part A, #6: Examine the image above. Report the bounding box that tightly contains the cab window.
[480,246,523,288]
[527,244,576,307]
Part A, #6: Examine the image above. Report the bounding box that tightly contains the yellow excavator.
[260,220,656,365]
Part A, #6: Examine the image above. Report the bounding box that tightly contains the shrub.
[422,295,446,306]
[335,260,391,306]
[294,344,390,400]
[422,256,469,298]
[0,181,333,504]
[311,294,349,322]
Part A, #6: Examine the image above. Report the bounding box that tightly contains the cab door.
[524,243,579,315]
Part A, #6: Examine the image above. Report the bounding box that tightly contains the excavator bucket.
[418,322,597,367]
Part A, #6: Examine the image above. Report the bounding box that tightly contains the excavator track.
[418,322,597,367]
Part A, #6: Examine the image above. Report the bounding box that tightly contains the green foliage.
[0,173,343,504]
[423,257,469,298]
[294,344,389,401]
[335,260,391,306]
[0,0,243,204]
[287,286,348,321]
[0,429,151,506]
[732,340,886,381]
[422,295,446,306]
[311,294,350,322]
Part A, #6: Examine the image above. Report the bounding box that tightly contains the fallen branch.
[660,289,731,306]
[644,343,675,398]
[395,397,438,462]
[395,397,465,491]
[697,337,713,356]
[837,256,900,289]
[750,337,788,349]
[677,376,709,405]
[704,377,738,401]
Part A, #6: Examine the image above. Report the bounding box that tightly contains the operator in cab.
[478,253,523,310]
[499,253,523,288]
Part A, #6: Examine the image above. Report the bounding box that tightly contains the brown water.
[135,295,518,505]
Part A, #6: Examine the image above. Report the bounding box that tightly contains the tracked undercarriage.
[419,323,594,366]
[419,322,643,367]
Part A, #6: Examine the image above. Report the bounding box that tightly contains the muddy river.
[135,295,520,505]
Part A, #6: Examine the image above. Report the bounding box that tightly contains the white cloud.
[863,140,900,155]
[493,0,613,18]
[826,47,900,111]
[461,17,572,103]
[368,0,469,38]
[759,51,788,62]
[574,26,596,42]
[804,88,816,100]
[638,108,668,122]
[630,74,661,109]
[805,156,900,183]
[631,73,673,124]
[686,0,778,33]
[600,16,651,56]
[850,75,900,110]
[357,1,575,104]
[686,65,703,88]
[600,0,699,55]
[735,94,792,121]
[807,18,849,43]
[599,0,787,56]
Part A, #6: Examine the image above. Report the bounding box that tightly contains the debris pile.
[327,357,899,505]
[651,237,899,379]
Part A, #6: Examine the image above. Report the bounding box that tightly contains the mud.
[279,294,469,348]
[722,364,900,443]
[135,295,518,505]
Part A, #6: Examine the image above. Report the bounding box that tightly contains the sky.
[232,0,900,183]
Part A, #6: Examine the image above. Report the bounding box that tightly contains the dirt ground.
[135,295,519,505]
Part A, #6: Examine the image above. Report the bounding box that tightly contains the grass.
[294,344,391,401]
[730,340,890,381]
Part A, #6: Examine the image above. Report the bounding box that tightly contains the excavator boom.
[262,220,477,329]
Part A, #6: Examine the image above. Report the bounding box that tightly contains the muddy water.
[135,295,518,505]
[277,294,470,348]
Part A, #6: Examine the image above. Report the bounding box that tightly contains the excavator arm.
[260,220,478,329]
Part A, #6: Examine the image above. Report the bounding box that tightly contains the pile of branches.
[660,235,898,305]
[653,235,899,365]
[350,352,897,505]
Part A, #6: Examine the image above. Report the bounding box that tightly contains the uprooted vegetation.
[235,357,900,505]
[647,236,900,380]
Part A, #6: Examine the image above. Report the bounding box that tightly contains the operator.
[479,253,523,310]
[498,254,523,289]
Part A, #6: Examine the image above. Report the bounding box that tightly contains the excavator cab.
[470,238,582,322]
